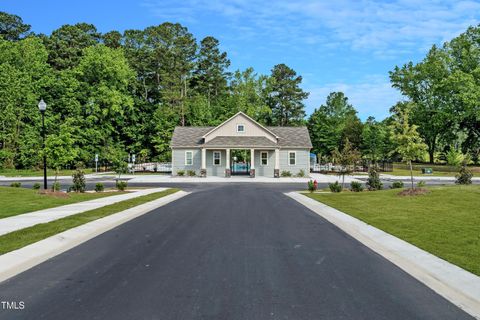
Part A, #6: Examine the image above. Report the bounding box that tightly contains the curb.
[286,191,480,319]
[0,190,189,284]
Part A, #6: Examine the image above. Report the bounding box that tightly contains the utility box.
[422,167,433,174]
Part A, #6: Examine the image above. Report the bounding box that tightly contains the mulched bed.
[397,188,430,196]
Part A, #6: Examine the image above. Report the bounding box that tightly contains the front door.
[230,149,250,175]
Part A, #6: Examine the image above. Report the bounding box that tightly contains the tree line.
[0,11,479,171]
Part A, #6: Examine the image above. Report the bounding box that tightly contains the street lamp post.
[38,99,47,190]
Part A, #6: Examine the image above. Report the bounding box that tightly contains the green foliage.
[51,181,60,191]
[445,149,465,167]
[177,170,185,176]
[366,166,383,191]
[329,181,342,193]
[456,165,473,185]
[116,180,127,191]
[10,182,21,187]
[296,169,306,177]
[391,181,404,189]
[332,138,360,188]
[350,181,364,192]
[94,182,104,192]
[187,170,196,176]
[267,64,309,126]
[32,182,41,190]
[281,170,292,177]
[71,169,86,193]
[0,11,31,40]
[417,180,426,188]
[307,180,318,193]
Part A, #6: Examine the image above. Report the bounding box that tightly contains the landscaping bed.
[306,185,480,275]
[0,186,123,219]
[0,188,179,255]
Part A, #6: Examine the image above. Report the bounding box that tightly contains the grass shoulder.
[0,168,94,177]
[305,185,480,275]
[0,188,180,255]
[0,186,126,219]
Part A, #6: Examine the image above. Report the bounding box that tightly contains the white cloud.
[305,75,404,120]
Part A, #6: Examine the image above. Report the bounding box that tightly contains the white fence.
[128,162,172,173]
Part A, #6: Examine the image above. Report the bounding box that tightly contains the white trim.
[288,151,296,166]
[236,123,245,133]
[213,151,221,166]
[185,150,193,166]
[260,151,268,166]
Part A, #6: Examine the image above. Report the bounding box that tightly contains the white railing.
[128,162,172,173]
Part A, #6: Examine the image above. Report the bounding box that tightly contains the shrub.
[71,169,86,193]
[116,180,127,191]
[329,181,342,193]
[32,182,41,190]
[177,170,185,177]
[391,181,404,189]
[350,181,363,192]
[187,170,196,177]
[307,180,318,193]
[281,170,292,177]
[52,182,60,192]
[417,180,426,188]
[455,165,473,185]
[296,169,306,178]
[446,149,465,167]
[95,182,104,192]
[10,182,21,188]
[366,167,383,191]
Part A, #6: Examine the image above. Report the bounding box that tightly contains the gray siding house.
[170,112,312,178]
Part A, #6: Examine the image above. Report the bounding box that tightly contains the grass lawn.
[0,186,123,219]
[389,168,462,177]
[0,188,179,255]
[0,168,94,177]
[306,185,480,275]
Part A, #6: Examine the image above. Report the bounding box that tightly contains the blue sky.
[2,0,479,120]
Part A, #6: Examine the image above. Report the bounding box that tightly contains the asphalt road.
[0,183,473,320]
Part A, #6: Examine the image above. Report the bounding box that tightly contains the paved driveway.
[0,184,473,320]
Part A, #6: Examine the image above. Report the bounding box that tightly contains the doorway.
[230,149,250,175]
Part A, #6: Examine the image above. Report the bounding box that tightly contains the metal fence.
[128,162,172,173]
[311,161,393,173]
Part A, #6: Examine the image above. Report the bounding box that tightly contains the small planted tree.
[390,103,427,190]
[332,138,360,189]
[105,146,128,180]
[456,164,473,185]
[44,124,77,190]
[366,166,383,191]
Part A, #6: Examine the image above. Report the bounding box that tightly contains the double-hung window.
[185,151,193,166]
[288,151,296,165]
[261,151,268,166]
[213,151,221,166]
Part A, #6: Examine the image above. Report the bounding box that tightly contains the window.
[213,151,221,166]
[185,151,193,166]
[288,151,296,165]
[261,151,268,166]
[237,124,245,133]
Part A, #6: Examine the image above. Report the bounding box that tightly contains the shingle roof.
[170,126,312,148]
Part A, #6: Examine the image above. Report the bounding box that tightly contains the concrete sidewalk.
[0,188,166,236]
[125,173,362,184]
[287,191,480,319]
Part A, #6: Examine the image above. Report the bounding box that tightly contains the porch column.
[274,148,280,178]
[225,148,231,177]
[250,148,255,178]
[200,148,206,177]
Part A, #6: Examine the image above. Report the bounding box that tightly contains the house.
[170,112,312,177]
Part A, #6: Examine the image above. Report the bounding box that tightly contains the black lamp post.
[38,99,47,190]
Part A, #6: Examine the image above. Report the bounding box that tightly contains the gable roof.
[170,125,312,148]
[202,112,279,139]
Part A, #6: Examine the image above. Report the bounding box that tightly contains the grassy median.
[306,185,480,275]
[0,188,179,255]
[0,186,124,219]
[0,168,94,177]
